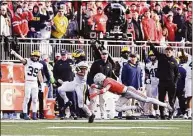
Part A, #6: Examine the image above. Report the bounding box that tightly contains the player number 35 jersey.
[24,58,43,81]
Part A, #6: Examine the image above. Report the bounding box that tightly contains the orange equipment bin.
[44,98,56,119]
[0,63,13,83]
[13,64,25,83]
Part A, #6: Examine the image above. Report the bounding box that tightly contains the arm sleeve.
[12,17,22,36]
[140,69,143,87]
[53,62,58,80]
[42,61,50,82]
[87,62,98,86]
[142,48,150,63]
[26,11,33,21]
[114,61,121,77]
[150,43,162,59]
[174,63,179,84]
[121,65,127,85]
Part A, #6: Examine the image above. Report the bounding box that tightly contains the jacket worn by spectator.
[121,60,142,90]
[28,5,50,32]
[51,14,68,38]
[12,11,33,37]
[142,17,157,41]
[183,20,192,42]
[132,19,143,41]
[87,59,114,86]
[173,14,185,41]
[150,44,179,85]
[53,59,74,86]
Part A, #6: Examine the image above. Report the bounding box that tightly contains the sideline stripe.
[47,126,178,130]
[1,120,191,123]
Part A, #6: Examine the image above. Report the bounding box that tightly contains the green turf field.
[1,120,192,136]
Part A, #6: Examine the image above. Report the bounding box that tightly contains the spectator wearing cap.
[0,5,11,36]
[51,7,68,39]
[183,14,192,42]
[12,5,33,38]
[53,49,77,119]
[173,6,186,41]
[165,15,177,41]
[88,49,115,119]
[132,11,144,43]
[121,53,143,90]
[121,52,144,120]
[142,9,157,41]
[88,6,108,34]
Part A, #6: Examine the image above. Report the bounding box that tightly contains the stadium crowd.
[0,1,192,43]
[0,1,192,122]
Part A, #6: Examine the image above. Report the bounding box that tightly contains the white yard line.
[1,119,191,123]
[46,126,179,130]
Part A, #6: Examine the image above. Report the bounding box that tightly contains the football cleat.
[23,113,31,120]
[88,114,95,123]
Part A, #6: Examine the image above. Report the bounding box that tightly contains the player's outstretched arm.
[10,49,27,65]
[89,84,111,99]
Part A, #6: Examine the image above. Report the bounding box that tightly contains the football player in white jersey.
[183,60,192,119]
[144,50,159,118]
[11,50,44,120]
[57,61,95,123]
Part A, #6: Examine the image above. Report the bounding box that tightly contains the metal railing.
[0,38,192,62]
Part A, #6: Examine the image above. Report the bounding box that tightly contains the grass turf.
[1,120,192,136]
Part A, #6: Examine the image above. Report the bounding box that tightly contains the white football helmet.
[94,73,106,85]
[75,61,89,76]
[76,61,88,70]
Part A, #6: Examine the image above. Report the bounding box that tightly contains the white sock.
[155,110,160,115]
[187,108,192,117]
[23,98,30,113]
[32,100,37,113]
[116,105,138,112]
[82,104,92,116]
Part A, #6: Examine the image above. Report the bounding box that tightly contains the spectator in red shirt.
[142,10,157,41]
[165,15,177,41]
[88,7,107,34]
[12,5,33,38]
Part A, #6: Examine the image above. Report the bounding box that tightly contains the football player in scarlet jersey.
[90,73,173,113]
